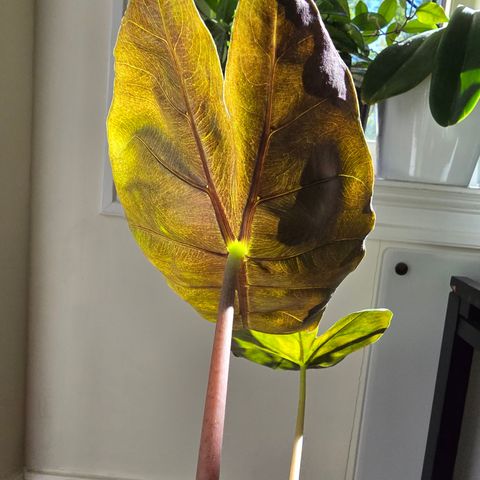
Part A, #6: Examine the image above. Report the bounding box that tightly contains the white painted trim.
[371,180,480,249]
[100,0,126,217]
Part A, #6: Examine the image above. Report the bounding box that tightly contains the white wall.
[26,1,380,479]
[0,0,34,478]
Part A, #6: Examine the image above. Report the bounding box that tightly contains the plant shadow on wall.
[107,1,392,480]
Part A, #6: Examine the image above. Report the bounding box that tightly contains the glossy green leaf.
[386,22,400,45]
[319,0,350,16]
[344,23,366,51]
[326,24,360,52]
[362,31,380,44]
[336,0,351,17]
[353,12,388,31]
[430,6,480,126]
[416,2,448,26]
[216,0,238,21]
[232,310,393,370]
[195,0,215,17]
[378,0,397,24]
[204,0,220,9]
[108,0,374,334]
[355,0,368,17]
[403,19,438,33]
[362,28,443,104]
[322,11,351,24]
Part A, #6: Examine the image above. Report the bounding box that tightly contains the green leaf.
[195,0,216,18]
[386,22,400,45]
[378,0,397,24]
[336,0,351,17]
[353,12,388,31]
[416,2,449,25]
[430,6,480,126]
[321,0,351,17]
[355,0,368,17]
[216,0,238,22]
[344,23,367,52]
[326,24,360,53]
[232,310,393,370]
[362,31,380,44]
[322,11,351,24]
[108,0,375,334]
[403,19,438,33]
[202,0,219,11]
[362,28,444,104]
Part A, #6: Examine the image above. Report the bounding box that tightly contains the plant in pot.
[361,5,480,185]
[195,0,450,128]
[198,0,480,186]
[107,0,392,479]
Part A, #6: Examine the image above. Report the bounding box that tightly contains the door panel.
[356,247,480,480]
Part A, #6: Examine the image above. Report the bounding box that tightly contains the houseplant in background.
[107,0,391,479]
[199,0,480,186]
[196,0,448,127]
[362,5,480,185]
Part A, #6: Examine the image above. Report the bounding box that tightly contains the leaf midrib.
[239,8,278,242]
[156,0,234,245]
[235,6,279,327]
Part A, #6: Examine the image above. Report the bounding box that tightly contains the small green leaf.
[416,2,449,25]
[306,310,392,368]
[386,22,401,45]
[363,31,380,44]
[353,12,388,31]
[404,19,438,33]
[336,0,351,17]
[216,0,238,22]
[430,7,480,126]
[195,0,216,17]
[362,28,444,104]
[355,0,368,17]
[379,0,398,24]
[326,24,359,53]
[203,0,219,10]
[322,11,351,24]
[231,310,393,371]
[344,23,367,52]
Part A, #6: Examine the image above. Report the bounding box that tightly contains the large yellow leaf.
[107,0,374,334]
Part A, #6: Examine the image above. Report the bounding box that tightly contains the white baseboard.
[25,471,141,480]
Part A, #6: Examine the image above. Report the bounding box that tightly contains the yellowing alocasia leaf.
[107,0,374,334]
[231,309,393,370]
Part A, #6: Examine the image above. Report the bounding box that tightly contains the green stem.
[289,366,307,480]
[196,251,243,480]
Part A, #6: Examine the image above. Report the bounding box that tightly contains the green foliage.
[194,0,447,87]
[195,0,238,66]
[316,0,447,86]
[362,5,480,126]
[430,6,480,126]
[378,0,398,24]
[232,310,393,371]
[416,1,449,25]
[362,28,443,104]
[403,18,438,33]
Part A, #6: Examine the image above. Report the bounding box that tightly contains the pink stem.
[196,253,242,480]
